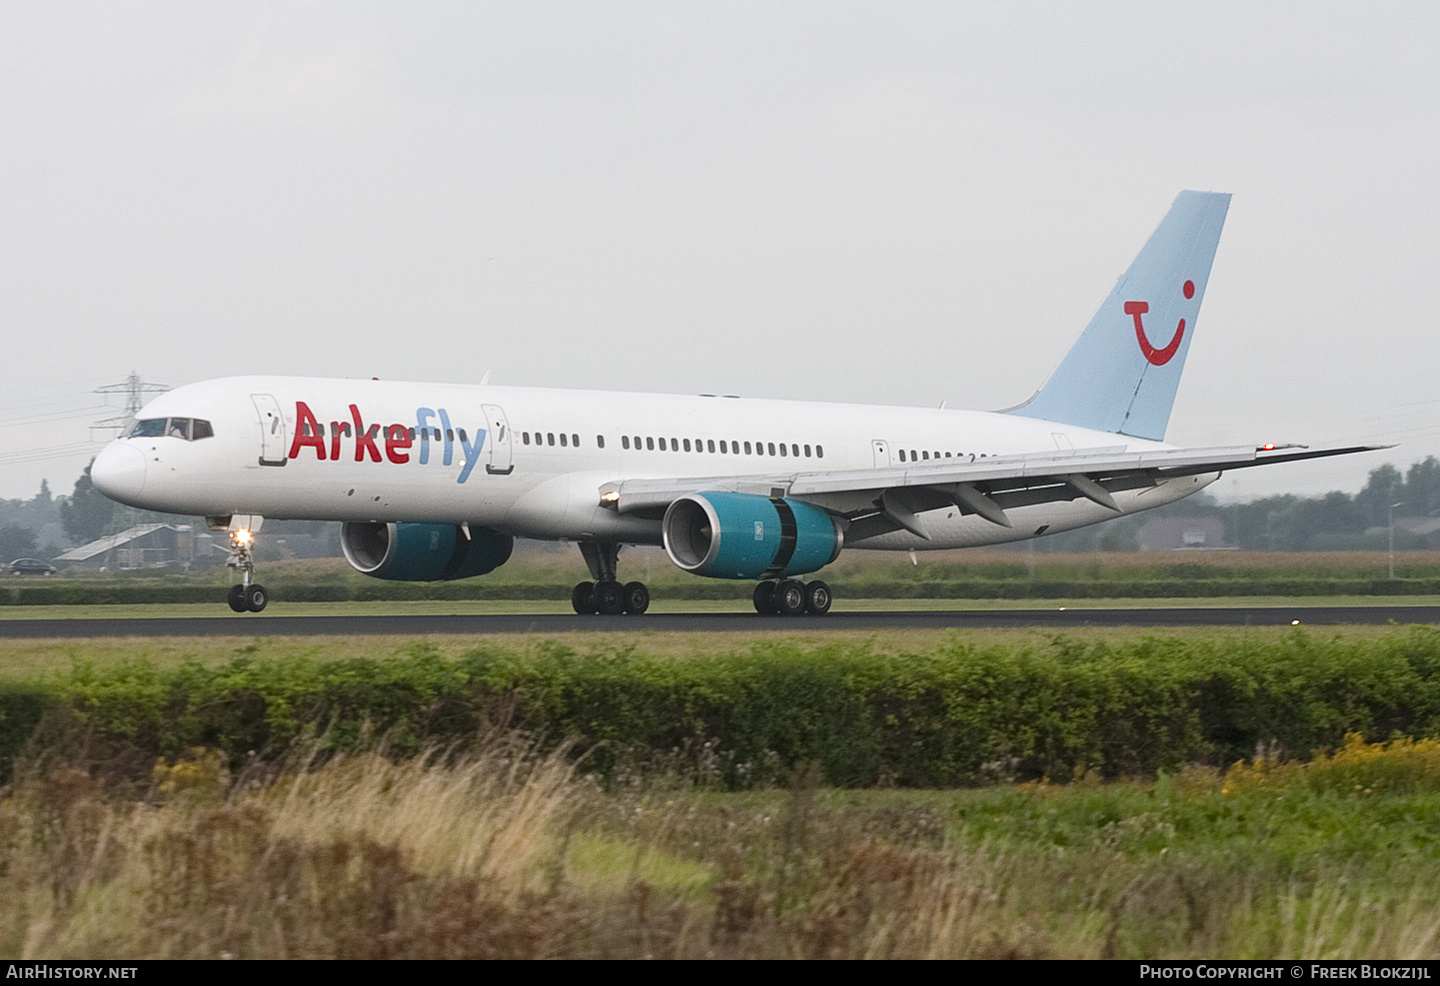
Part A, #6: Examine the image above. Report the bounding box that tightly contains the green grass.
[9,634,1440,958]
[11,736,1440,957]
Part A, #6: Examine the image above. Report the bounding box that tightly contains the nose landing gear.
[224,526,268,613]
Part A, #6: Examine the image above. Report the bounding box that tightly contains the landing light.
[234,529,253,544]
[602,491,620,503]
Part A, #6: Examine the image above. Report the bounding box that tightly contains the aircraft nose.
[90,442,146,503]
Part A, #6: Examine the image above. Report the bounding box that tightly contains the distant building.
[54,524,196,571]
[1136,516,1229,551]
[1364,517,1440,549]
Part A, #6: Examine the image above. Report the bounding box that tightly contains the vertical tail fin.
[1011,190,1230,440]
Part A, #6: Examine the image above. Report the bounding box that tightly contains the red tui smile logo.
[1126,280,1194,366]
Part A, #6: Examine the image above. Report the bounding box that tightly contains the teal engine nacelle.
[340,521,514,581]
[662,492,842,580]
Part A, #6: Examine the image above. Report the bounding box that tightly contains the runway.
[2,606,1439,637]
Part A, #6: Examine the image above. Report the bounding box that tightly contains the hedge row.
[7,577,1440,606]
[7,629,1440,788]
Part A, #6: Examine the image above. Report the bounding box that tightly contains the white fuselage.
[91,375,1215,551]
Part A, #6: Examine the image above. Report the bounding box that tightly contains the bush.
[9,628,1440,790]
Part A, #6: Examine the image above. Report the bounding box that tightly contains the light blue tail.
[1011,190,1230,441]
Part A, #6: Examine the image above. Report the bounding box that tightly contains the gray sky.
[3,1,1437,503]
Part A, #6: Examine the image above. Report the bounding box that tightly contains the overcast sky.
[2,1,1436,503]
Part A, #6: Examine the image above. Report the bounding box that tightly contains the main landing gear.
[753,579,832,616]
[224,528,268,613]
[571,541,650,615]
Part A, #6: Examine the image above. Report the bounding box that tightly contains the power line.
[91,371,169,438]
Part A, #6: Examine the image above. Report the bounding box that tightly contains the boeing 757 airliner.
[90,192,1381,615]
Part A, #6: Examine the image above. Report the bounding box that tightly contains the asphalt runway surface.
[2,607,1440,637]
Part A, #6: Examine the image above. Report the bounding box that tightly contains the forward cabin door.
[251,394,288,467]
[482,404,514,475]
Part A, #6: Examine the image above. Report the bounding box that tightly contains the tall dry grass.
[6,742,1440,958]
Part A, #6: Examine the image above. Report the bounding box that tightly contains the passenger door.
[871,439,891,468]
[482,404,514,475]
[251,394,288,466]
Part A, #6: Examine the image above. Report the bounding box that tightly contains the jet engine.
[340,522,513,581]
[662,492,842,580]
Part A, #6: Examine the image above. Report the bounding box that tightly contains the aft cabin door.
[251,394,288,466]
[872,439,891,468]
[482,404,513,475]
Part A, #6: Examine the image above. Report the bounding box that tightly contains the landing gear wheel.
[622,581,650,614]
[228,585,247,613]
[245,584,268,613]
[594,579,625,615]
[804,580,832,615]
[774,579,807,616]
[753,581,776,614]
[572,581,596,615]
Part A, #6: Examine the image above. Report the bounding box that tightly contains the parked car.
[7,558,56,575]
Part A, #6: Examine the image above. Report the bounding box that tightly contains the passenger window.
[573,434,579,447]
[458,429,468,443]
[899,449,907,462]
[744,441,752,454]
[523,432,530,445]
[816,445,823,458]
[646,437,654,450]
[597,435,604,449]
[707,439,715,453]
[408,428,416,441]
[547,433,555,446]
[192,419,214,440]
[683,438,691,452]
[560,433,568,447]
[720,440,728,454]
[767,442,776,456]
[791,444,799,457]
[622,435,630,449]
[779,443,787,457]
[922,451,929,460]
[670,437,678,450]
[446,429,454,442]
[804,444,811,457]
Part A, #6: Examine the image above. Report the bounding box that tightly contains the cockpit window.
[129,419,167,438]
[127,417,214,441]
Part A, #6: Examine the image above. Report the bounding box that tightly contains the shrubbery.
[9,629,1440,789]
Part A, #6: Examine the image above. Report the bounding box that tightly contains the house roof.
[54,524,179,562]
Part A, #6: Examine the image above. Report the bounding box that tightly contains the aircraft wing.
[598,443,1387,540]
